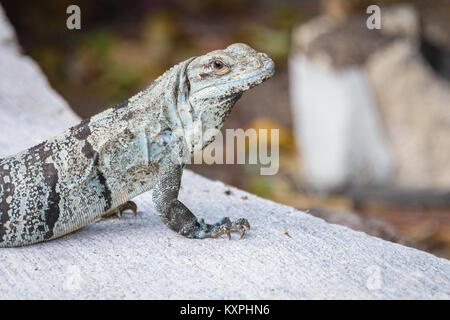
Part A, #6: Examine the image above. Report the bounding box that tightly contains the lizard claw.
[102,201,137,219]
[205,217,250,240]
[234,218,250,230]
[231,224,245,239]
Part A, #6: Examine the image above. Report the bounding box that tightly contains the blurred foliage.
[1,0,310,116]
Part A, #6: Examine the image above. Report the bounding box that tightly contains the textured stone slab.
[0,5,449,299]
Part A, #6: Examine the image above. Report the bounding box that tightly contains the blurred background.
[1,0,450,258]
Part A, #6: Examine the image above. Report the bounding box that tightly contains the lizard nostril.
[257,52,268,60]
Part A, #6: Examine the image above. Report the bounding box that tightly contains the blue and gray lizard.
[0,43,275,247]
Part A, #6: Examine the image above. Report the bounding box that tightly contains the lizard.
[0,43,275,247]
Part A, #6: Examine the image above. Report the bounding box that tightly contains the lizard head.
[187,43,275,101]
[184,43,275,151]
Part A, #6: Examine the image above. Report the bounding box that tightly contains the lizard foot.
[197,217,250,239]
[102,201,137,219]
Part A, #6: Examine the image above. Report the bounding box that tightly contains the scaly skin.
[0,43,275,247]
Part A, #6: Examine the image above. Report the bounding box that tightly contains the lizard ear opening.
[178,57,194,96]
[185,75,190,92]
[163,57,195,130]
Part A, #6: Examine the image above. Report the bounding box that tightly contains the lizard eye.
[211,59,230,75]
[213,60,224,70]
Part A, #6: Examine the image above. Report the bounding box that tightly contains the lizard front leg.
[152,160,250,239]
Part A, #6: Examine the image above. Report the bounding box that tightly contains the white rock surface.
[0,6,449,299]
